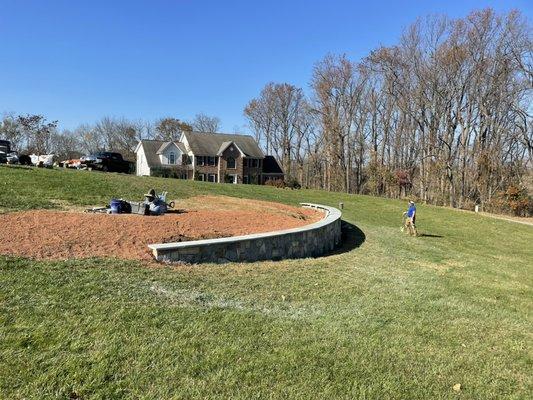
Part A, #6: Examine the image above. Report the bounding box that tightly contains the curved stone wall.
[148,203,342,264]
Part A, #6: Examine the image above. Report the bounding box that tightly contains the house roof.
[138,140,187,168]
[217,141,232,156]
[138,140,166,167]
[182,131,264,158]
[262,155,284,174]
[216,141,246,157]
[156,141,186,155]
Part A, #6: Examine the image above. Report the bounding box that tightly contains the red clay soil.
[0,196,322,261]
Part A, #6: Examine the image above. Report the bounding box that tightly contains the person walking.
[403,200,418,236]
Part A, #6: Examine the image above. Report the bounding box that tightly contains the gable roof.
[182,131,264,158]
[137,140,187,168]
[156,141,186,155]
[137,140,166,168]
[262,155,284,174]
[216,141,245,157]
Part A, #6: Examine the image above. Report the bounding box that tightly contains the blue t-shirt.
[407,205,416,218]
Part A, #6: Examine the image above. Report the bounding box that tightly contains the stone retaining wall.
[148,203,342,264]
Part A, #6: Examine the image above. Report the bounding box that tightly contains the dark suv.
[80,152,132,173]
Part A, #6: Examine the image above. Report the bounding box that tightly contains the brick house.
[135,131,283,184]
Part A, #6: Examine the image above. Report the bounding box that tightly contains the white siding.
[135,145,151,176]
[159,143,183,165]
[180,133,196,174]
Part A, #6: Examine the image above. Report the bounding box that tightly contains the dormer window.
[169,152,175,164]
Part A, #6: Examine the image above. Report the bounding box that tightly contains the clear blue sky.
[1,0,531,133]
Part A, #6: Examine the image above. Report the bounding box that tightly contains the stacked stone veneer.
[149,203,342,264]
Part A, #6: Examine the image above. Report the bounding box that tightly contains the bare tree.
[155,117,192,141]
[245,83,311,177]
[50,130,83,160]
[311,54,365,192]
[244,86,277,154]
[244,8,532,214]
[191,113,221,133]
[0,113,24,151]
[16,114,58,154]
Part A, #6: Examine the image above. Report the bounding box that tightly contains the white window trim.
[227,156,236,169]
[228,174,238,184]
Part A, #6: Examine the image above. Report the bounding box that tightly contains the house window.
[197,173,206,181]
[169,152,175,164]
[208,173,217,183]
[227,157,236,169]
[225,174,238,184]
[245,158,258,168]
[207,156,216,166]
[196,156,205,166]
[243,175,249,184]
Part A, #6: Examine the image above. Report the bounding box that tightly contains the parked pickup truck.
[80,152,132,173]
[0,140,10,164]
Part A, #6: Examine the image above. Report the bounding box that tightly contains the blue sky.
[1,0,531,133]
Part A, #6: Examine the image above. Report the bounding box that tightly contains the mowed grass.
[0,165,532,399]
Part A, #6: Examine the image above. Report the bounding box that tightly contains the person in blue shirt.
[403,201,418,236]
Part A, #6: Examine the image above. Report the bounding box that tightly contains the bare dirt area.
[0,195,322,261]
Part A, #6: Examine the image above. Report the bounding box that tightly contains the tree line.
[1,9,530,215]
[0,113,222,161]
[244,9,532,214]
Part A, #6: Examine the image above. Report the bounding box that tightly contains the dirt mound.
[0,196,322,261]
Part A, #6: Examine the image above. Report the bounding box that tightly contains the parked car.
[0,140,10,164]
[6,151,19,164]
[80,152,132,173]
[18,154,32,165]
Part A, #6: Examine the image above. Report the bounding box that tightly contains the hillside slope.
[1,165,532,399]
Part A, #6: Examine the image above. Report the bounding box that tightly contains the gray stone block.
[149,203,343,264]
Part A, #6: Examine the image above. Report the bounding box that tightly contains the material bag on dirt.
[110,199,132,214]
[129,201,149,215]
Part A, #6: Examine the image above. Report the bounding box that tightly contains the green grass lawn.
[1,165,532,399]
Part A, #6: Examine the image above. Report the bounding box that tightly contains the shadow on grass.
[330,220,366,255]
[418,233,444,238]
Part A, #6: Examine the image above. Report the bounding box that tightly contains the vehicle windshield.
[91,152,110,158]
